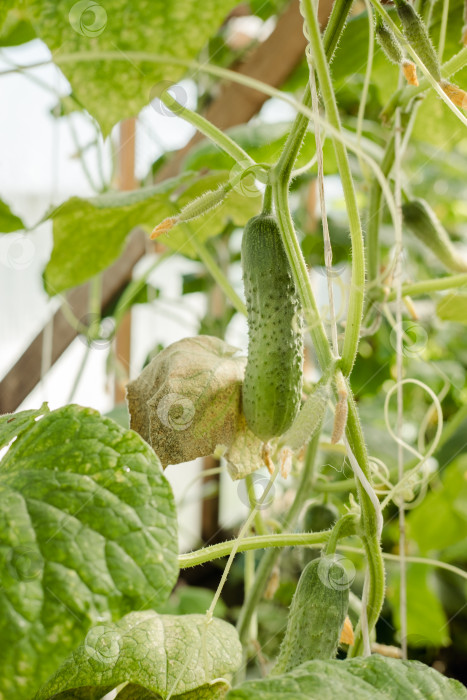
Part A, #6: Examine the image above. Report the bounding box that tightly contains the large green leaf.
[22,0,239,135]
[0,404,178,700]
[0,198,25,232]
[36,610,242,700]
[332,0,467,149]
[227,656,467,699]
[407,455,467,553]
[43,171,259,295]
[387,565,450,648]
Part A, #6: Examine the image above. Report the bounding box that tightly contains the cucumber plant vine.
[2,0,467,697]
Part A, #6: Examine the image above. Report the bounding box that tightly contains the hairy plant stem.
[388,272,467,299]
[301,0,365,377]
[346,393,385,657]
[271,0,384,654]
[236,431,322,645]
[179,532,330,570]
[366,135,396,285]
[159,89,253,167]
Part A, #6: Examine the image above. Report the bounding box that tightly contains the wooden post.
[114,118,137,404]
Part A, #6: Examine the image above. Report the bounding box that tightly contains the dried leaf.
[127,336,247,468]
[225,413,264,480]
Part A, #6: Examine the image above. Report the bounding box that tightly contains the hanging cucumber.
[272,557,350,674]
[242,204,304,441]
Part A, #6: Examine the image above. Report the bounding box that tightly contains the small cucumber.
[394,0,441,81]
[403,198,467,273]
[272,557,349,674]
[242,212,303,441]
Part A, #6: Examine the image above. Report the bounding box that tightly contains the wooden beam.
[0,230,146,413]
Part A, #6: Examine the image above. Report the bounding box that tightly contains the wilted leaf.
[36,611,243,700]
[224,413,264,480]
[127,336,247,468]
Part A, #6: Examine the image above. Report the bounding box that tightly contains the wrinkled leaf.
[0,404,178,700]
[227,656,467,699]
[436,293,467,324]
[127,336,247,468]
[0,198,25,233]
[22,0,239,135]
[36,610,242,700]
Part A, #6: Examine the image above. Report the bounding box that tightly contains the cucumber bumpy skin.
[272,557,350,674]
[242,213,304,441]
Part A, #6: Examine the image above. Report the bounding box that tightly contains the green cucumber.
[272,557,349,674]
[242,211,303,441]
[394,0,441,81]
[376,18,404,66]
[402,198,467,273]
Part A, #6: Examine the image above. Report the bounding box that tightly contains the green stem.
[275,0,353,181]
[189,234,247,316]
[302,0,365,377]
[159,89,253,167]
[273,179,332,370]
[346,394,385,657]
[179,531,331,570]
[387,272,467,299]
[366,135,396,284]
[314,477,357,492]
[245,473,267,536]
[325,513,359,555]
[236,430,323,645]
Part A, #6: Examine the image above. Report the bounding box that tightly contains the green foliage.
[387,565,450,648]
[36,610,242,699]
[43,172,259,295]
[0,198,24,232]
[0,405,178,699]
[19,0,240,135]
[228,656,467,699]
